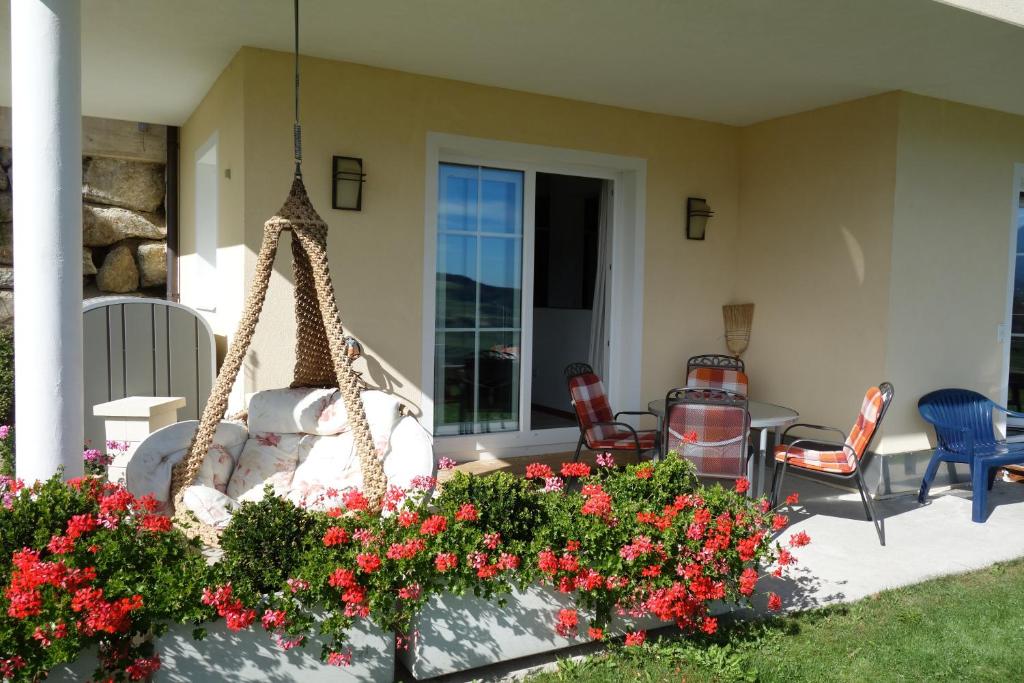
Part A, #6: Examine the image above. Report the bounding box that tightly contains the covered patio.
[5,0,1024,680]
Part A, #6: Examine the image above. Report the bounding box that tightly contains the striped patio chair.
[565,362,659,463]
[770,382,894,545]
[685,354,748,395]
[663,387,750,479]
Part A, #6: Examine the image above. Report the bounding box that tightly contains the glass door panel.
[435,163,523,435]
[1009,193,1024,414]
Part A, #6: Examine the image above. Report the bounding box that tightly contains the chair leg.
[918,451,946,504]
[573,435,584,463]
[771,460,788,508]
[987,466,999,491]
[856,466,885,546]
[972,461,990,523]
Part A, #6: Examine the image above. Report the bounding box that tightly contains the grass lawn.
[529,558,1024,682]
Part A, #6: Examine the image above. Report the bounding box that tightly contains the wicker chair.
[565,362,659,463]
[662,387,750,480]
[771,382,894,545]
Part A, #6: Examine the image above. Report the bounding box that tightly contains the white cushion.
[227,433,302,503]
[247,388,340,435]
[181,485,238,529]
[383,416,436,493]
[286,433,362,510]
[126,420,248,511]
[246,387,402,437]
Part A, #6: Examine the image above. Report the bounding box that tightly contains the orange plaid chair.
[771,382,894,545]
[663,387,750,479]
[687,366,750,396]
[565,362,659,462]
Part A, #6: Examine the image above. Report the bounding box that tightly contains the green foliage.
[531,558,1024,683]
[435,470,549,547]
[217,486,318,598]
[0,475,209,681]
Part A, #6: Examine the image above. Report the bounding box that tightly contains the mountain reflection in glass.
[435,164,523,434]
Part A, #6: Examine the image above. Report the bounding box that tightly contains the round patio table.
[647,398,799,497]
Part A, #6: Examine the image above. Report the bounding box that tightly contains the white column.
[11,0,83,480]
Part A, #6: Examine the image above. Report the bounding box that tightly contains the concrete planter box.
[48,620,393,683]
[399,585,672,680]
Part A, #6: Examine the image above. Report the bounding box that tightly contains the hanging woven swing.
[166,0,387,545]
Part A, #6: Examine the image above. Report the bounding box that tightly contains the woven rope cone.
[169,177,385,545]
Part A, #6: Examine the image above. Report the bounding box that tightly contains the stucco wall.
[883,93,1024,452]
[179,48,1024,459]
[736,93,900,445]
[228,47,740,424]
[179,53,247,342]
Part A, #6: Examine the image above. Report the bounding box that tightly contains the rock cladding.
[0,139,169,326]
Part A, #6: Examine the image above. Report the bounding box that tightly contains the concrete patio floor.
[415,464,1024,682]
[761,474,1024,610]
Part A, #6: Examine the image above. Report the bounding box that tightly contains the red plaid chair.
[565,362,659,462]
[663,387,750,479]
[687,366,750,396]
[771,382,894,546]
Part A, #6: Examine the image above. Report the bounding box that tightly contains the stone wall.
[0,111,169,325]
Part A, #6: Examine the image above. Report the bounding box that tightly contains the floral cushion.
[286,433,362,510]
[246,388,403,438]
[126,420,248,513]
[181,485,238,529]
[226,433,302,503]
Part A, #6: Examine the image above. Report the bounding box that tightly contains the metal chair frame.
[662,386,751,479]
[564,362,659,463]
[770,382,894,546]
[686,354,744,378]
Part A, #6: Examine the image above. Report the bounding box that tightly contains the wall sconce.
[686,197,713,240]
[332,156,365,211]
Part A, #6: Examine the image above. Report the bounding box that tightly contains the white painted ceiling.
[0,0,1022,127]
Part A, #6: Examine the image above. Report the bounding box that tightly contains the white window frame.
[422,133,646,458]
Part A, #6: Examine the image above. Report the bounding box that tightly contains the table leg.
[756,428,769,498]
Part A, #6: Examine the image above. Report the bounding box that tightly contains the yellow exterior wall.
[883,93,1024,452]
[234,47,741,420]
[179,49,1024,459]
[178,52,247,343]
[736,94,900,443]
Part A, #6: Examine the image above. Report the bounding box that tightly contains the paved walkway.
[762,475,1024,610]
[414,472,1024,682]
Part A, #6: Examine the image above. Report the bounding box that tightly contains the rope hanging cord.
[168,0,385,545]
[293,0,302,178]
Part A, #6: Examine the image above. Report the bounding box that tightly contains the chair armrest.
[614,410,658,420]
[994,404,1024,420]
[591,420,654,434]
[780,422,847,444]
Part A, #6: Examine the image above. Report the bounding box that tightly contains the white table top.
[647,398,799,429]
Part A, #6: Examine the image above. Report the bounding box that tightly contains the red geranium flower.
[356,553,381,574]
[322,526,350,547]
[419,515,448,536]
[560,462,591,478]
[635,466,654,480]
[734,477,750,494]
[624,630,646,646]
[768,592,782,611]
[525,463,554,480]
[455,503,478,522]
[789,531,811,547]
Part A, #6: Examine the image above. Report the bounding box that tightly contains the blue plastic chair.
[917,388,1024,522]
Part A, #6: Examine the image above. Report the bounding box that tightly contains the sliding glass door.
[434,163,523,435]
